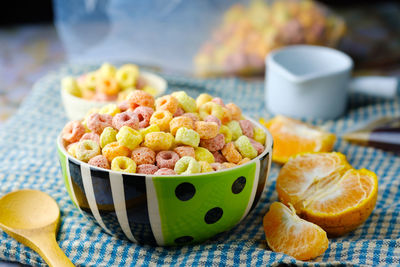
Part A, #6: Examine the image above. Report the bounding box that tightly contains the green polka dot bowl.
[57,117,273,246]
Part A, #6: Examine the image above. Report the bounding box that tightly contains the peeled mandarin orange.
[276,152,378,236]
[263,202,329,261]
[260,115,336,164]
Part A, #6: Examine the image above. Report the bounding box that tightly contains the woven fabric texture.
[0,65,399,266]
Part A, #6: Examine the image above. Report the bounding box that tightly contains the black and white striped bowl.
[57,119,273,246]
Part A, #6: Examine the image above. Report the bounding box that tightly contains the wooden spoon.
[0,189,74,267]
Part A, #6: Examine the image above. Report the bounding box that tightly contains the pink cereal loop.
[88,155,110,169]
[213,151,227,163]
[173,107,184,117]
[249,138,264,155]
[118,100,130,112]
[62,120,86,143]
[133,106,154,128]
[211,97,225,107]
[156,151,180,169]
[112,111,139,130]
[92,93,117,102]
[131,147,156,165]
[80,132,100,144]
[137,164,159,174]
[204,115,221,128]
[154,168,176,175]
[200,133,225,152]
[87,113,113,135]
[239,120,254,139]
[211,163,226,171]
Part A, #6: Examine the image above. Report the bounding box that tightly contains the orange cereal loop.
[222,162,236,169]
[238,157,251,165]
[222,142,243,164]
[150,110,173,132]
[96,77,119,96]
[102,141,130,162]
[195,121,219,139]
[155,95,179,114]
[226,103,242,121]
[221,107,232,124]
[174,146,195,158]
[128,90,155,109]
[169,116,194,136]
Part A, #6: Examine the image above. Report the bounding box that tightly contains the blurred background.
[1,0,400,126]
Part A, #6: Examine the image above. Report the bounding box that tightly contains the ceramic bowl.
[61,71,167,121]
[57,117,273,246]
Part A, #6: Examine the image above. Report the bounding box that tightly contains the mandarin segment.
[276,152,378,236]
[263,202,329,261]
[261,115,336,164]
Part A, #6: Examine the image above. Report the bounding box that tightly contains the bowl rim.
[57,115,273,178]
[61,71,167,103]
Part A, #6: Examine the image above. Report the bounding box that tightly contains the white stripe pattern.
[80,164,111,234]
[109,172,137,242]
[146,177,164,246]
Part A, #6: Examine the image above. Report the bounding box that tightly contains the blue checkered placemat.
[1,64,400,266]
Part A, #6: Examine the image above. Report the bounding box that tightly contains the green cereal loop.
[220,125,233,143]
[174,156,201,174]
[235,136,257,159]
[194,147,215,163]
[100,127,118,148]
[175,127,200,147]
[253,127,266,145]
[227,121,243,141]
[76,140,101,162]
[116,126,143,150]
[111,156,137,173]
[172,91,197,113]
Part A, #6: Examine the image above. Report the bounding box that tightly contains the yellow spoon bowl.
[0,189,74,267]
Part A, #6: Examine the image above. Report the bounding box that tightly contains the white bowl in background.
[61,71,167,121]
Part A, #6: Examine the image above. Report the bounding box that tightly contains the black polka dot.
[175,182,196,201]
[232,176,246,194]
[204,207,223,224]
[175,236,193,244]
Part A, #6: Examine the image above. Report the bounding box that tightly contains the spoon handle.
[31,234,75,267]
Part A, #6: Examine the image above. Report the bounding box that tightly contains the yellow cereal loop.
[238,157,251,165]
[98,62,116,78]
[175,127,200,147]
[111,156,136,173]
[174,156,201,175]
[222,162,237,169]
[227,120,243,141]
[235,135,257,159]
[150,110,173,132]
[143,132,174,151]
[62,76,81,97]
[199,102,224,120]
[196,93,213,109]
[253,127,266,145]
[100,127,117,148]
[84,72,98,91]
[76,140,101,162]
[194,147,215,164]
[118,88,135,101]
[116,126,143,150]
[116,64,139,89]
[143,85,158,96]
[139,124,161,138]
[99,104,121,116]
[67,143,79,157]
[172,91,197,113]
[199,161,214,173]
[220,125,233,143]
